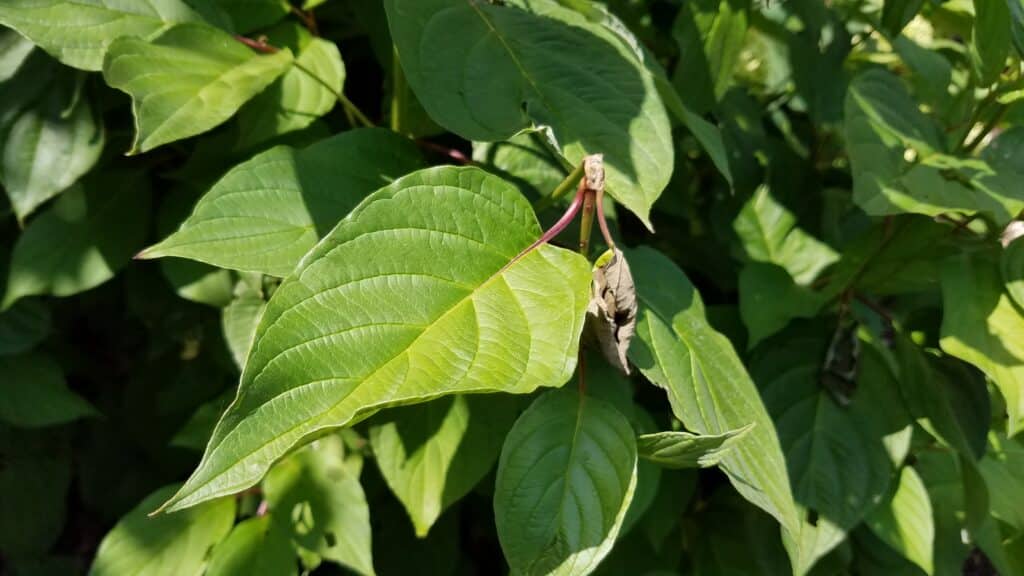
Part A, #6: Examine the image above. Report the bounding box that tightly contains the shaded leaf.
[158,166,591,512]
[0,27,35,81]
[103,23,293,153]
[494,388,637,576]
[626,246,802,542]
[235,25,345,150]
[1004,236,1024,311]
[263,435,374,576]
[369,394,518,537]
[978,431,1024,531]
[670,0,748,114]
[940,249,1024,436]
[206,516,297,576]
[0,426,71,559]
[2,172,151,310]
[139,128,424,276]
[88,484,236,576]
[384,0,673,226]
[0,353,97,428]
[216,0,290,33]
[971,0,1012,84]
[739,263,826,348]
[865,466,935,575]
[637,423,753,469]
[222,291,266,369]
[472,133,566,199]
[0,62,103,221]
[0,0,212,71]
[0,299,50,356]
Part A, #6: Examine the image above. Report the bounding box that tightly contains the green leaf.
[620,407,662,537]
[2,172,151,310]
[915,450,973,576]
[637,423,753,469]
[263,435,374,576]
[0,63,104,221]
[369,394,518,537]
[0,426,71,559]
[971,0,1012,84]
[846,69,1024,224]
[739,263,826,348]
[472,133,567,199]
[88,484,236,576]
[893,335,990,461]
[626,246,801,543]
[940,249,1024,437]
[0,353,97,428]
[206,516,297,576]
[756,332,909,573]
[102,22,293,153]
[0,299,51,356]
[222,291,266,369]
[733,185,838,285]
[235,26,345,150]
[171,390,235,451]
[882,0,926,35]
[978,432,1024,531]
[865,466,935,575]
[383,0,673,226]
[690,490,794,576]
[670,0,748,114]
[158,166,591,512]
[155,188,234,307]
[0,27,35,82]
[139,128,424,276]
[494,388,637,576]
[216,0,290,33]
[1004,237,1024,311]
[0,0,213,71]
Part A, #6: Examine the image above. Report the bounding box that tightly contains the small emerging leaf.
[637,423,753,469]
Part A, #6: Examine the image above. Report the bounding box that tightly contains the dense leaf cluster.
[0,0,1023,575]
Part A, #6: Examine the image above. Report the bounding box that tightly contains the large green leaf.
[102,23,293,153]
[732,185,838,285]
[139,128,423,277]
[383,0,673,226]
[89,484,236,576]
[978,432,1024,531]
[158,166,591,512]
[625,246,801,543]
[369,394,518,537]
[846,69,1024,224]
[940,250,1024,437]
[756,333,906,574]
[0,63,103,221]
[494,388,637,576]
[865,466,935,575]
[893,334,990,461]
[263,435,374,576]
[0,353,97,428]
[637,423,753,469]
[235,25,345,150]
[2,172,151,310]
[0,0,212,71]
[206,516,297,576]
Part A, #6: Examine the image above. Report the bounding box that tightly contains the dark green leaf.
[384,0,673,226]
[739,263,826,348]
[0,426,71,559]
[0,299,50,356]
[0,353,97,428]
[206,516,297,576]
[637,423,753,469]
[2,172,151,309]
[494,388,637,576]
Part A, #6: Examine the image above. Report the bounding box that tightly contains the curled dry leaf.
[587,248,638,374]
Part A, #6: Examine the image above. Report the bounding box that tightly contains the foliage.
[0,0,1023,575]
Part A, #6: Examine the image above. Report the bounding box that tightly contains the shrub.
[0,1,1022,575]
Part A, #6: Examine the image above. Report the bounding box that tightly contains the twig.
[416,140,472,165]
[289,5,319,35]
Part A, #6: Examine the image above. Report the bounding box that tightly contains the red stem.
[234,35,278,54]
[500,180,587,273]
[595,187,615,249]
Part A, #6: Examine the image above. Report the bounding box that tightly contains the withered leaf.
[587,248,638,374]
